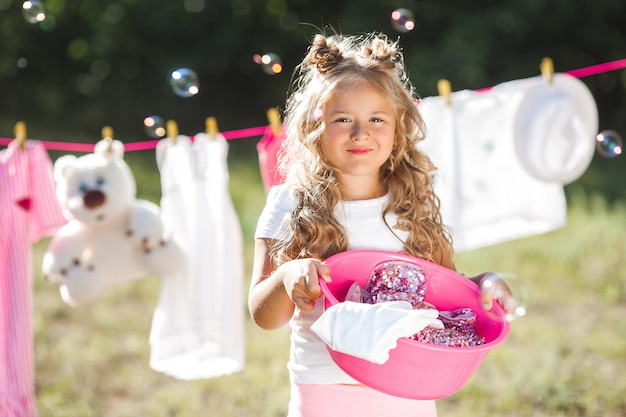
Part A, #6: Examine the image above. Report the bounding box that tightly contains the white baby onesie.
[419,74,597,251]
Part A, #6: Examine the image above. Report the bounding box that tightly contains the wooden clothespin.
[101,125,113,140]
[437,79,452,106]
[540,57,554,84]
[166,119,178,145]
[101,125,114,152]
[266,107,282,136]
[14,121,27,150]
[206,116,218,139]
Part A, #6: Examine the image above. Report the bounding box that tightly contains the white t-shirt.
[255,185,408,384]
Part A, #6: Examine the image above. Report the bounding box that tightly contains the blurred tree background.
[1,0,625,200]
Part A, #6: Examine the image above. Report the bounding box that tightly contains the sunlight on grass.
[31,156,626,417]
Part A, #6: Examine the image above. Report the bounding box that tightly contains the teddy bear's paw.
[56,259,95,278]
[43,270,60,283]
[60,273,104,306]
[61,258,85,274]
[44,259,76,282]
[126,227,161,250]
[139,236,170,253]
[43,268,68,283]
[143,238,186,276]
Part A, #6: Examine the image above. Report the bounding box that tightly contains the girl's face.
[320,79,396,188]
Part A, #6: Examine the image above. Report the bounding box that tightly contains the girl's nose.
[350,122,368,140]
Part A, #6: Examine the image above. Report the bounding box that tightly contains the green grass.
[31,159,626,416]
[440,193,626,417]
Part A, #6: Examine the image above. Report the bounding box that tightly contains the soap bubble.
[38,13,55,30]
[253,53,282,75]
[144,115,166,138]
[596,129,623,158]
[169,68,199,97]
[391,8,415,33]
[22,0,46,23]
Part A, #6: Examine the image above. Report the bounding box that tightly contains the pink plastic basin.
[319,250,510,400]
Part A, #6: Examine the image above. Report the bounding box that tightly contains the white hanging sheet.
[150,133,245,380]
[419,74,597,252]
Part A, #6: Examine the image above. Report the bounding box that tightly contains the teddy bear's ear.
[94,138,125,161]
[53,155,77,182]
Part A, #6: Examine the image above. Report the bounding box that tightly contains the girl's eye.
[335,117,351,123]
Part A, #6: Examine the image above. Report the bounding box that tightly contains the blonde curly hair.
[273,32,455,270]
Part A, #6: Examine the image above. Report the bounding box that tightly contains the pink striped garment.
[0,140,66,417]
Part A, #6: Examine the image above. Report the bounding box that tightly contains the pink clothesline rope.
[565,58,626,78]
[2,58,626,152]
[0,125,270,152]
[472,57,626,93]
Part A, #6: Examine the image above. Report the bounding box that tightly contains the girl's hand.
[280,258,332,311]
[469,272,518,315]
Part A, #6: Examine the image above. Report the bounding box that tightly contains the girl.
[248,32,515,417]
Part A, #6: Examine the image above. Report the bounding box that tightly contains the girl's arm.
[248,238,331,330]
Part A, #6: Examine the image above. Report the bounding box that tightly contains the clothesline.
[2,57,626,153]
[0,125,269,152]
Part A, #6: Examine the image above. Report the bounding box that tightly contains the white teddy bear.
[42,138,185,306]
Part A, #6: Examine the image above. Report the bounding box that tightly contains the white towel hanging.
[150,133,245,380]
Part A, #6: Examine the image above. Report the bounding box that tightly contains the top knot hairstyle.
[274,32,455,270]
[304,33,405,80]
[301,33,413,99]
[306,34,344,73]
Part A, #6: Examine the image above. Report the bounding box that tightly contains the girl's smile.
[347,147,373,155]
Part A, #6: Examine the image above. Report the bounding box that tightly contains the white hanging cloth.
[150,133,245,380]
[419,74,597,252]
